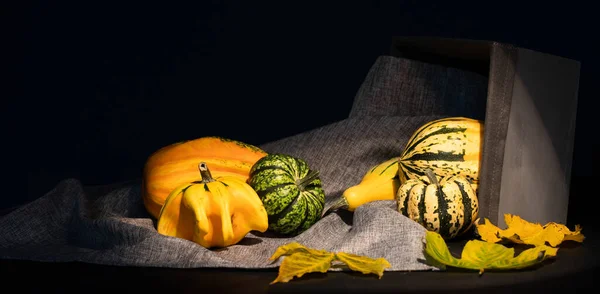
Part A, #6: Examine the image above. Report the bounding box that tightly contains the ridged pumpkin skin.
[142,136,268,219]
[248,153,325,236]
[396,169,479,240]
[399,117,483,191]
[156,162,269,248]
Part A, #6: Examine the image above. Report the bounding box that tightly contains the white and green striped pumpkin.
[396,169,479,240]
[399,117,483,192]
[248,153,325,236]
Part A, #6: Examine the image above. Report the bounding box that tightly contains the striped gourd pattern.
[399,117,483,191]
[396,172,479,239]
[248,154,325,236]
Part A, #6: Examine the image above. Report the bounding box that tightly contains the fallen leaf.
[475,218,502,243]
[269,242,391,284]
[270,244,335,284]
[269,242,332,261]
[335,252,391,279]
[424,230,558,274]
[476,214,585,247]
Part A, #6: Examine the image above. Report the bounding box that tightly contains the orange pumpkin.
[142,136,268,219]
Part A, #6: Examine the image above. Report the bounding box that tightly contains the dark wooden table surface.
[1,238,598,294]
[3,176,599,293]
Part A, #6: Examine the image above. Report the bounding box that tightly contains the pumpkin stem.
[424,169,439,186]
[297,170,320,191]
[322,197,348,216]
[198,162,216,183]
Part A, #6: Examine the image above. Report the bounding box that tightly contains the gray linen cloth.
[1,56,488,271]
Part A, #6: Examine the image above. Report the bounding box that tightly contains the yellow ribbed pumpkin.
[142,136,268,219]
[396,169,479,240]
[157,162,269,248]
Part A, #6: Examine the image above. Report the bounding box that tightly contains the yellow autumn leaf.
[475,214,585,247]
[335,252,391,279]
[475,218,503,243]
[424,230,558,274]
[270,245,335,284]
[268,242,392,284]
[269,242,332,261]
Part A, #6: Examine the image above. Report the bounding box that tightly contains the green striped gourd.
[396,169,479,239]
[248,153,325,236]
[399,117,483,191]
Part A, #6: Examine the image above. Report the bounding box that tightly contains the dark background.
[13,2,597,214]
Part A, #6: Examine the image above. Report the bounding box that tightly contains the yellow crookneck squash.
[142,136,268,219]
[324,157,400,214]
[157,162,269,248]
